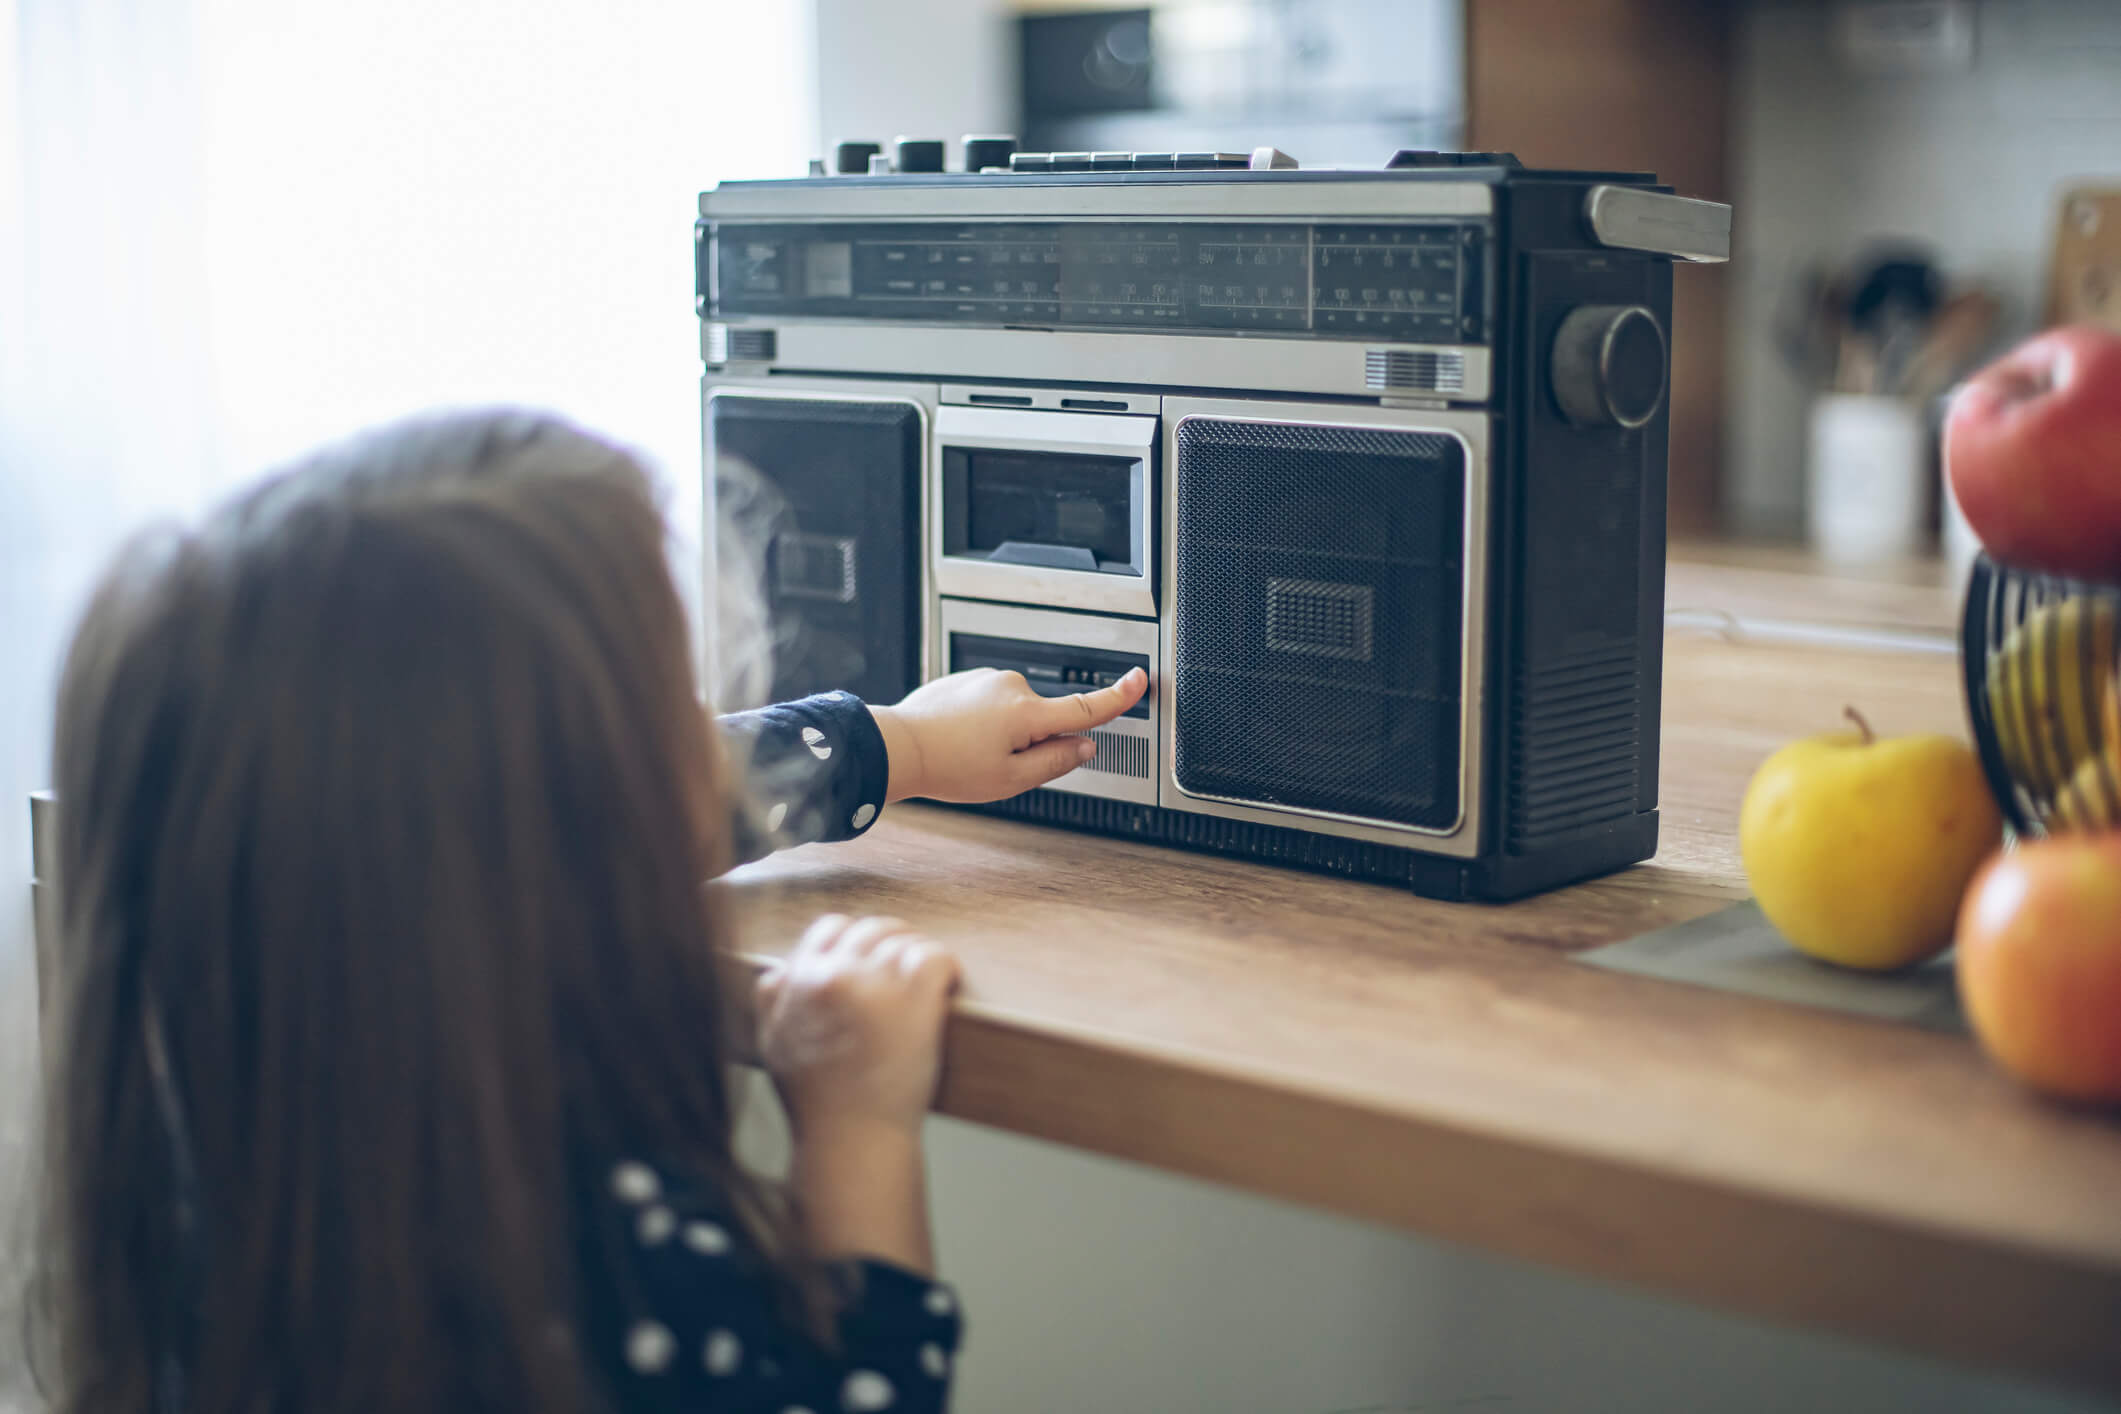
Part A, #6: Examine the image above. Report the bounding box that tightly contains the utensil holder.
[1807,393,1927,564]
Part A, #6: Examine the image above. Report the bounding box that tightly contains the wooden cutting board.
[2047,185,2121,332]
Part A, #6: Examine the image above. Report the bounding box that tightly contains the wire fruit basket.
[1961,554,2121,837]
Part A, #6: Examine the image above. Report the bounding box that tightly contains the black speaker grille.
[1172,418,1465,829]
[711,396,922,708]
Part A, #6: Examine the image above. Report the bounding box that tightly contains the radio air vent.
[1081,729,1151,780]
[1507,644,1642,852]
[1364,349,1466,394]
[708,324,778,364]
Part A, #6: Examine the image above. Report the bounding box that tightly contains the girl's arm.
[716,667,1147,867]
[586,915,966,1414]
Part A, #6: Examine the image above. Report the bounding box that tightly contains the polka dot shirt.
[721,693,890,866]
[588,1157,962,1413]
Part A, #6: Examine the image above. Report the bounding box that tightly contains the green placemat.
[1577,900,1966,1033]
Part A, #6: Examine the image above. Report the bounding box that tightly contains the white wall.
[813,0,1015,161]
[1726,0,2121,536]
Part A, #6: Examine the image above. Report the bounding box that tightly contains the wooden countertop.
[720,551,2121,1397]
[1664,535,1964,641]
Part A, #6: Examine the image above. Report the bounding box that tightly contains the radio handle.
[1585,185,1731,264]
[986,541,1102,572]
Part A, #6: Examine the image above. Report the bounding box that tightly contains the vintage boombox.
[696,139,1730,900]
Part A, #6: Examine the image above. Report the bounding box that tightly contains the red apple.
[1955,833,2121,1103]
[1945,324,2121,582]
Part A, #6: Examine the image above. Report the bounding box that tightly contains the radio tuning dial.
[833,141,881,174]
[1550,305,1667,429]
[962,135,1018,172]
[894,137,946,173]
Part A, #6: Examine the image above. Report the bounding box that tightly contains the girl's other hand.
[755,914,960,1141]
[869,666,1148,803]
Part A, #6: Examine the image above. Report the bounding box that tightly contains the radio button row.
[1003,150,1252,174]
[1386,149,1523,169]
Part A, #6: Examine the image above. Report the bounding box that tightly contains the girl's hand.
[755,914,960,1140]
[758,914,959,1273]
[869,666,1149,803]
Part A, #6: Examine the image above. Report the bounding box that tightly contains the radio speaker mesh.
[711,396,922,708]
[1172,419,1464,830]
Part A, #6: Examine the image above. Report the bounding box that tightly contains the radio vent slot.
[1365,349,1466,394]
[1266,578,1374,662]
[1507,644,1641,851]
[1080,729,1151,780]
[708,324,778,363]
[773,531,858,604]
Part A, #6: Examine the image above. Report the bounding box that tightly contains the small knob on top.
[834,141,881,174]
[962,135,1018,172]
[894,137,946,173]
[1550,305,1667,429]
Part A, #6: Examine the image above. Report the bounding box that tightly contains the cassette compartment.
[937,599,1157,806]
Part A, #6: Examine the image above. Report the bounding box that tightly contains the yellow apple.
[1739,708,2002,971]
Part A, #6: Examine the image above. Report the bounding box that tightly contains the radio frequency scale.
[697,138,1730,900]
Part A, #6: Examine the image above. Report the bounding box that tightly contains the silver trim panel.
[941,384,1161,415]
[702,181,1495,222]
[1585,185,1731,264]
[936,599,1158,806]
[726,322,1491,404]
[1157,397,1490,858]
[932,405,1158,619]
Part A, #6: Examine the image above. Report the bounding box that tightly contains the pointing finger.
[1029,667,1147,739]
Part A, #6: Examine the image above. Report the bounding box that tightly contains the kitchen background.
[2,1,2118,1410]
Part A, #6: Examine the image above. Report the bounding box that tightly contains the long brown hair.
[39,409,789,1413]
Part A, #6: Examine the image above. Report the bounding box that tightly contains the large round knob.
[962,134,1018,172]
[894,138,946,173]
[833,141,881,174]
[1550,305,1668,429]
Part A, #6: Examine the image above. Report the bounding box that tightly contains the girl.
[37,408,1146,1414]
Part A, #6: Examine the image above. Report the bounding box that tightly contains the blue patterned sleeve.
[587,1155,963,1414]
[719,692,892,866]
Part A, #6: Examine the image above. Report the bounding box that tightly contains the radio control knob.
[894,137,946,173]
[833,141,881,174]
[1550,304,1667,429]
[962,135,1018,172]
